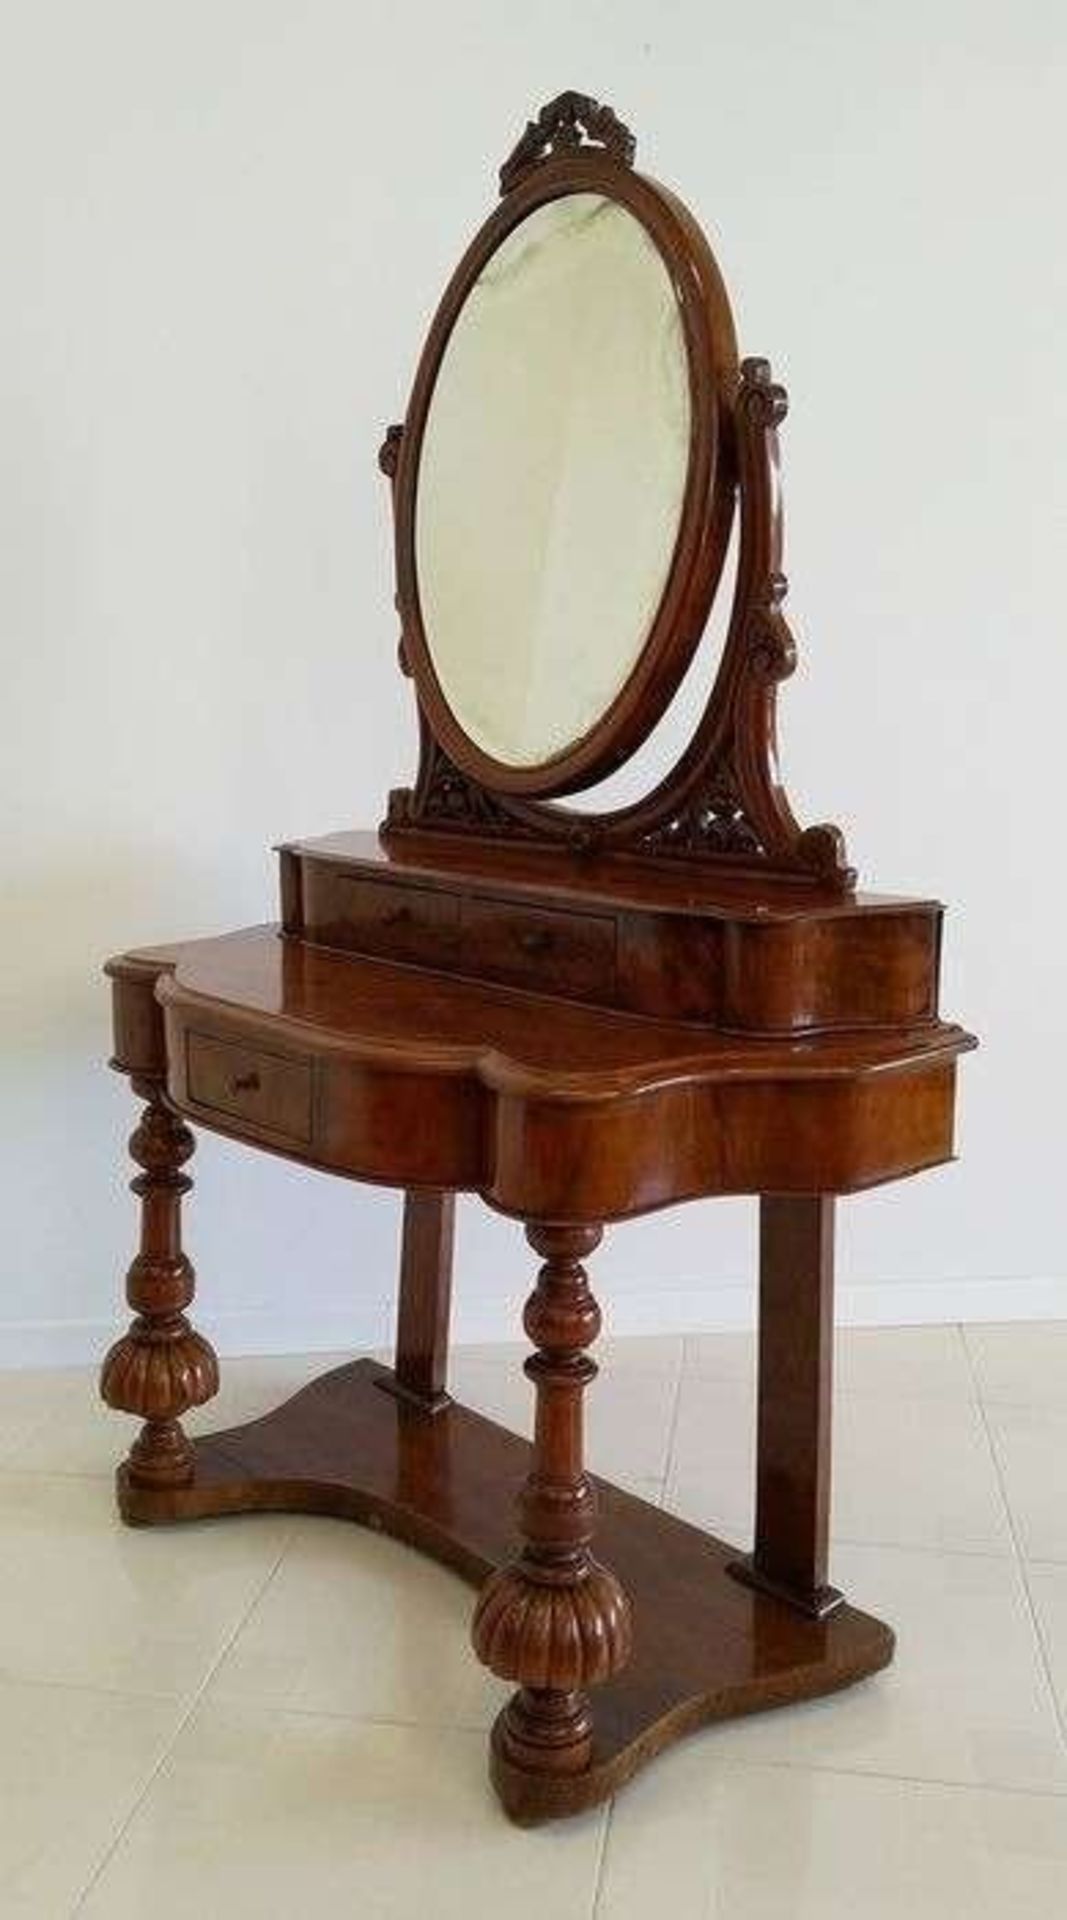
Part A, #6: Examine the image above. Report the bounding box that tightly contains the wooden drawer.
[186,1032,314,1145]
[335,876,460,966]
[461,896,615,999]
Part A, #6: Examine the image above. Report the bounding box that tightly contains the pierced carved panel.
[387,735,519,838]
[499,91,636,195]
[636,750,764,861]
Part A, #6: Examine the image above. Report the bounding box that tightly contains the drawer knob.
[383,905,413,928]
[228,1069,261,1095]
[519,928,554,956]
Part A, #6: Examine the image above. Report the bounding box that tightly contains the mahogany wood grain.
[99,1075,218,1487]
[97,89,975,1832]
[472,1225,632,1777]
[185,1029,314,1146]
[286,828,911,921]
[729,1196,840,1617]
[119,930,974,1221]
[389,1189,455,1409]
[115,1356,893,1823]
[284,830,942,1034]
[332,874,461,968]
[459,895,616,1001]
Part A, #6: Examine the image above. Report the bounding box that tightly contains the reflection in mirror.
[415,192,690,770]
[568,519,738,814]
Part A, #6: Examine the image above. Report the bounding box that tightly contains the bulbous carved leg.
[100,1074,218,1490]
[472,1224,632,1779]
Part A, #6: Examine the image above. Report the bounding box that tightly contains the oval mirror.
[395,164,738,798]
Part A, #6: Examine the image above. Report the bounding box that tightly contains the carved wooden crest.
[498,90,636,195]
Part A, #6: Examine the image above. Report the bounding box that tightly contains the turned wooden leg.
[472,1223,632,1779]
[99,1074,218,1490]
[729,1194,842,1617]
[381,1189,455,1412]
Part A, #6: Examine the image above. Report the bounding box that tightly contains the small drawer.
[461,896,615,1000]
[186,1032,314,1145]
[336,876,460,966]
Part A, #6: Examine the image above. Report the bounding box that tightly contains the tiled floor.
[1,1323,1066,1915]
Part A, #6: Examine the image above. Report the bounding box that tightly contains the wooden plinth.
[117,1358,893,1823]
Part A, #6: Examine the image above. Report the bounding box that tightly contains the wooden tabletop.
[145,925,971,1094]
[107,927,975,1218]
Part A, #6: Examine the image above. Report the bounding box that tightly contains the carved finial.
[378,423,403,480]
[499,91,636,195]
[739,357,789,429]
[797,823,856,888]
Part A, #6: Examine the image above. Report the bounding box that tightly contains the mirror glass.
[414,192,691,769]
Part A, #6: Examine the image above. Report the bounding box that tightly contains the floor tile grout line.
[957,1319,1023,1563]
[166,1699,503,1735]
[67,1521,297,1916]
[678,1378,997,1406]
[56,1679,1067,1799]
[658,1335,688,1493]
[0,1466,116,1482]
[958,1323,984,1402]
[13,1333,1062,1899]
[950,1319,983,1405]
[590,1796,615,1917]
[678,1751,1067,1801]
[0,1670,218,1708]
[957,1321,1067,1415]
[959,1323,1067,1753]
[828,1532,1015,1559]
[661,1518,1020,1566]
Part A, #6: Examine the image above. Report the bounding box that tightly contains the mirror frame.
[391,148,739,798]
[380,94,852,891]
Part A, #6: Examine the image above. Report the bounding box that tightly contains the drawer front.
[461,896,616,999]
[186,1032,314,1144]
[332,876,460,966]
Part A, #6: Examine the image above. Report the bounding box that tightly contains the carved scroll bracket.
[499,92,636,195]
[387,725,518,838]
[379,423,412,678]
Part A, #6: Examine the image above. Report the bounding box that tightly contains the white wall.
[2,0,1065,1366]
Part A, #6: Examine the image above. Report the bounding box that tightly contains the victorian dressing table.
[100,93,975,1825]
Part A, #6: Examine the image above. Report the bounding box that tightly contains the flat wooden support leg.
[99,1075,219,1491]
[729,1194,843,1618]
[472,1224,633,1802]
[379,1189,455,1413]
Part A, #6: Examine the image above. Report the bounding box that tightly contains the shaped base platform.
[116,1358,894,1823]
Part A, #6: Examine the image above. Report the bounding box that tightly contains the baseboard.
[456,1274,1067,1343]
[4,1275,1067,1371]
[841,1275,1067,1328]
[0,1302,394,1372]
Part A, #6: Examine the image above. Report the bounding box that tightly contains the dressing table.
[100,92,975,1825]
